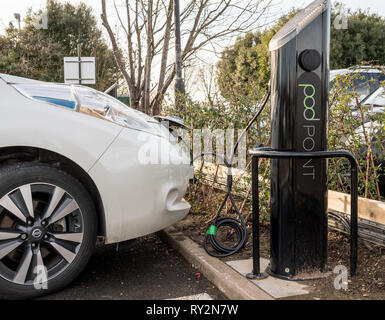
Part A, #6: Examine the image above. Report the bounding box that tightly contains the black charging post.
[247,0,359,280]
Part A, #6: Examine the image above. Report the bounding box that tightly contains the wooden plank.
[328,190,385,225]
[194,162,247,178]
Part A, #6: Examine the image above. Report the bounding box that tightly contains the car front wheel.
[0,163,97,299]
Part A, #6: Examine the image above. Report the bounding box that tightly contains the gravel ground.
[184,211,385,300]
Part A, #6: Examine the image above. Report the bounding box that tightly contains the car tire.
[0,163,97,299]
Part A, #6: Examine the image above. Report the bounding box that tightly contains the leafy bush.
[329,66,385,200]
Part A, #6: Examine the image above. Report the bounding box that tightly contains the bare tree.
[101,0,271,115]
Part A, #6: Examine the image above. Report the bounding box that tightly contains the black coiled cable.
[194,91,271,257]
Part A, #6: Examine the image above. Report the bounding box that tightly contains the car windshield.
[364,87,385,107]
[329,71,385,103]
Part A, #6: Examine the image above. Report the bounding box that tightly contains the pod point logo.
[297,75,322,181]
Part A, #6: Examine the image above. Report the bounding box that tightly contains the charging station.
[268,0,330,279]
[199,0,358,281]
[246,0,358,280]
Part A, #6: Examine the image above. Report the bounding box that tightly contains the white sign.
[64,57,96,85]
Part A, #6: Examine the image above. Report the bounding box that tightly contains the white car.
[363,86,385,110]
[330,66,385,103]
[0,74,191,299]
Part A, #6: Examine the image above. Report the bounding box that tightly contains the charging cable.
[195,91,271,257]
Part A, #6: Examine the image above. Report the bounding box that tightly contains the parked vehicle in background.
[330,66,385,104]
[362,86,385,113]
[330,67,385,197]
[352,85,385,196]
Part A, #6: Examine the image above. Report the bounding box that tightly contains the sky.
[1,0,384,97]
[1,0,385,33]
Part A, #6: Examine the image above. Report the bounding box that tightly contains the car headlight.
[12,83,154,132]
[73,86,153,131]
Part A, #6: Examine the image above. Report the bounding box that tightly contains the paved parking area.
[41,234,225,300]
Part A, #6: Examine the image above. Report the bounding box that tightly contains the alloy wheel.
[0,183,84,285]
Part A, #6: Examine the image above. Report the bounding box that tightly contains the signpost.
[64,44,96,85]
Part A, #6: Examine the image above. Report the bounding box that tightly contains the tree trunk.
[153,0,174,116]
[143,0,153,114]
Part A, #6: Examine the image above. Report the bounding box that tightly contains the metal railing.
[248,147,358,278]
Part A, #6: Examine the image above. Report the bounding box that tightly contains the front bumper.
[88,127,192,244]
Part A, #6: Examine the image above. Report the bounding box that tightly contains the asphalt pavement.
[41,234,225,300]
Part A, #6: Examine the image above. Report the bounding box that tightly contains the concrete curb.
[158,227,274,300]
